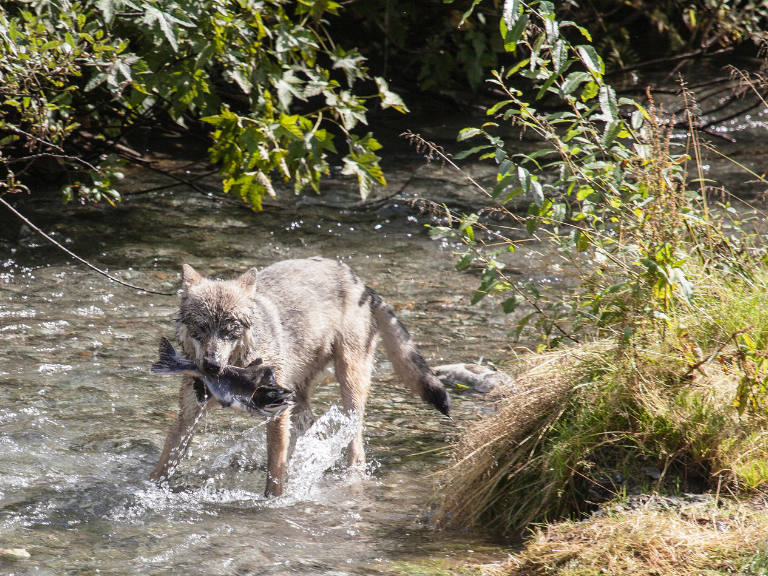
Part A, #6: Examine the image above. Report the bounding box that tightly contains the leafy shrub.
[1,0,407,207]
[433,0,768,533]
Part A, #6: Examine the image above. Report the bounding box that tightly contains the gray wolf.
[149,257,451,496]
[150,336,295,416]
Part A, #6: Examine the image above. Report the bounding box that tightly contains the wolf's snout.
[201,357,221,376]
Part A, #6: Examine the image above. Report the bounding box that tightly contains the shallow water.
[0,171,538,575]
[4,78,768,574]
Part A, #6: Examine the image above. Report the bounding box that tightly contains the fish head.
[251,386,295,414]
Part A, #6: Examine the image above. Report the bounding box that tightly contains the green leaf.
[330,46,368,87]
[503,0,520,29]
[456,253,474,271]
[561,71,588,95]
[513,312,535,340]
[531,180,544,207]
[458,0,483,27]
[503,294,525,313]
[341,133,386,200]
[487,99,515,115]
[503,14,528,53]
[552,40,567,74]
[375,77,408,113]
[576,230,589,251]
[526,215,539,236]
[602,120,622,147]
[577,45,604,77]
[631,109,644,131]
[501,187,523,204]
[536,73,558,100]
[142,6,192,52]
[544,18,559,43]
[517,165,531,194]
[454,145,492,160]
[458,127,484,141]
[598,85,618,122]
[581,81,599,102]
[84,73,107,92]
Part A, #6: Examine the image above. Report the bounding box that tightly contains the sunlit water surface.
[4,84,768,574]
[0,167,540,575]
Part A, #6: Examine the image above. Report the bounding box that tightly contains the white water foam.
[113,405,361,523]
[282,405,361,501]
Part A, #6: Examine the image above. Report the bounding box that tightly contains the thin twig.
[684,327,751,377]
[606,47,732,77]
[123,169,219,196]
[0,196,177,296]
[3,152,100,172]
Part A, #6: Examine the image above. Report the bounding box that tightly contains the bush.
[437,271,768,532]
[431,0,768,535]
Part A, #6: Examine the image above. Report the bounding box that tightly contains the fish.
[150,337,294,417]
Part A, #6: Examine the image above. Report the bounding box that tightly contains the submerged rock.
[0,548,30,558]
[432,363,512,394]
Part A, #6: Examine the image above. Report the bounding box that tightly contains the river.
[2,82,768,574]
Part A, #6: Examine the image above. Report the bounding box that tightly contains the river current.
[0,158,528,575]
[3,80,768,574]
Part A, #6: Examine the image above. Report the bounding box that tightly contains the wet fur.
[150,257,450,495]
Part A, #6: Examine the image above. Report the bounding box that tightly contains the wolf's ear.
[182,264,204,293]
[236,267,259,290]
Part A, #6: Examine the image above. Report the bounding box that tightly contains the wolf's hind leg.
[265,410,292,497]
[150,375,210,483]
[335,341,375,468]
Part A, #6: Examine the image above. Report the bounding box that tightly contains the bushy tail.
[369,289,451,417]
[151,337,190,375]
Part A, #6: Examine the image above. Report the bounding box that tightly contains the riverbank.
[430,266,768,575]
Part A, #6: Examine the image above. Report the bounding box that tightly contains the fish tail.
[150,337,187,374]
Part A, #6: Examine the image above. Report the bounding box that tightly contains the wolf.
[149,257,451,496]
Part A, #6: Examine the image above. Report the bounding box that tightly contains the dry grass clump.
[436,271,768,533]
[505,497,768,576]
[435,347,602,530]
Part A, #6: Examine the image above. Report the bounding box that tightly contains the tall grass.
[437,268,768,533]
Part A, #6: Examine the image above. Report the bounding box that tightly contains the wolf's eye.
[225,322,241,334]
[189,325,206,339]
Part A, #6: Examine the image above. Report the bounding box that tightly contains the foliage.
[0,7,124,203]
[0,0,407,208]
[437,271,768,532]
[2,0,767,210]
[339,0,768,96]
[433,0,768,535]
[437,0,763,350]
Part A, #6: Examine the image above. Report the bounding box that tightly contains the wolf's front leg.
[335,343,375,469]
[150,375,210,483]
[265,410,292,497]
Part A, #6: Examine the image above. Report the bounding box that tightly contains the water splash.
[283,405,361,501]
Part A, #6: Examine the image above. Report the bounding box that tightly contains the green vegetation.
[2,0,768,211]
[437,274,768,532]
[0,0,406,208]
[429,0,768,557]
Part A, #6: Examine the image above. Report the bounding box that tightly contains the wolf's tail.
[369,289,451,417]
[151,337,188,375]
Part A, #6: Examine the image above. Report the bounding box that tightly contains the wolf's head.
[175,264,258,376]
